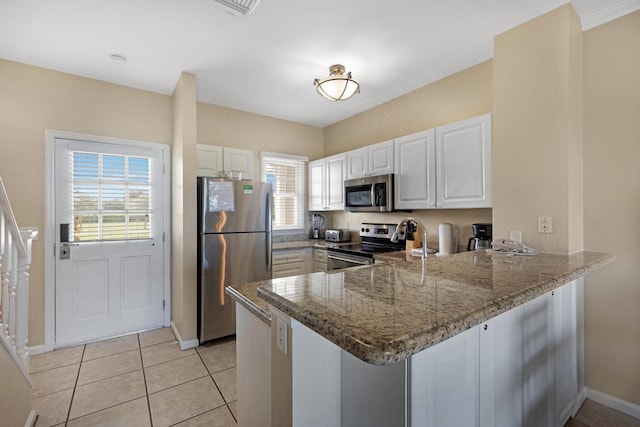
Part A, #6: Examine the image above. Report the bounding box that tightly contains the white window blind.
[70,151,153,241]
[261,153,307,231]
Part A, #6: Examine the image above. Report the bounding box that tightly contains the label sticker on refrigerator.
[208,181,235,212]
[243,185,253,195]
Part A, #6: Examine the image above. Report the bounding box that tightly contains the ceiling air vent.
[213,0,262,16]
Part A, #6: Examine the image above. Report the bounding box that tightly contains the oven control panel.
[360,223,397,240]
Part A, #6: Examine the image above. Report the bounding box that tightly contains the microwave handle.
[371,185,377,207]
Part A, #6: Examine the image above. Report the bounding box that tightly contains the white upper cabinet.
[435,113,492,208]
[196,144,254,180]
[346,147,368,180]
[326,154,346,209]
[308,159,326,211]
[196,144,223,177]
[346,140,394,179]
[308,153,346,211]
[223,147,254,180]
[394,129,436,210]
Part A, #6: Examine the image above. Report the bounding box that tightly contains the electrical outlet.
[538,216,552,233]
[277,317,288,355]
[509,231,522,242]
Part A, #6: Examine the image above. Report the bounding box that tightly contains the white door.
[54,137,166,346]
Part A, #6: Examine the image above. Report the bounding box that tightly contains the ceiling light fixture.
[314,64,360,101]
[110,53,127,65]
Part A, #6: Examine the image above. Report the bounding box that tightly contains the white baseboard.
[170,321,199,350]
[573,387,588,417]
[586,387,640,420]
[28,344,47,356]
[24,410,37,427]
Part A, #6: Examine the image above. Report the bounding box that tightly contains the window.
[70,150,154,241]
[260,152,308,231]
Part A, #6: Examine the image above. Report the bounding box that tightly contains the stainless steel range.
[326,223,406,270]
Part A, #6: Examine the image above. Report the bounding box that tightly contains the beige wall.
[0,59,324,347]
[583,10,640,405]
[322,60,494,239]
[323,60,493,157]
[0,59,173,346]
[171,72,199,342]
[492,4,583,255]
[197,103,324,178]
[0,348,32,426]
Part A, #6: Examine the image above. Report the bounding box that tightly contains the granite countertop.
[226,239,330,325]
[226,282,272,326]
[256,250,614,366]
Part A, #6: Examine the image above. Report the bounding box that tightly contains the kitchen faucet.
[391,217,428,258]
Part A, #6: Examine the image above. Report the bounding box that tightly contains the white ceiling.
[0,0,637,127]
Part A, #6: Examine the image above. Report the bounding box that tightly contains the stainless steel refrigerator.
[197,177,272,343]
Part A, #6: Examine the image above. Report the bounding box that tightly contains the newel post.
[16,229,35,370]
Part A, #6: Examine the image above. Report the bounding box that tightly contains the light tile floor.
[30,327,640,427]
[566,399,640,427]
[30,328,237,427]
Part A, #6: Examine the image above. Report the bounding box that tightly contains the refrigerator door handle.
[266,191,272,232]
[266,191,272,271]
[266,232,272,272]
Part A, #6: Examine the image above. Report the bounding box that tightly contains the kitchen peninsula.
[227,250,614,427]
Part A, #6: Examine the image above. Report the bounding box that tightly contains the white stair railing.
[0,177,36,379]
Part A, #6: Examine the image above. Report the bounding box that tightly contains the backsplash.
[329,208,493,251]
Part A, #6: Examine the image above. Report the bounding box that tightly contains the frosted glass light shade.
[314,64,360,101]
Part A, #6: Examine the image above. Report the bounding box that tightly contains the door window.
[69,151,153,241]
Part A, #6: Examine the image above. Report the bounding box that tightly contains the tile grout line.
[195,343,238,423]
[64,344,86,424]
[64,348,153,422]
[138,333,155,427]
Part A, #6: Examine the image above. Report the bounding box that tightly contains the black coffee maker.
[467,223,492,251]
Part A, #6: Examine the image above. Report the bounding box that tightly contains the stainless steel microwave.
[344,174,394,212]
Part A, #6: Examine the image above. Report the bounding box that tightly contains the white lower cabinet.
[553,281,578,426]
[236,304,271,427]
[283,281,578,427]
[411,281,578,427]
[523,291,555,427]
[272,248,312,278]
[312,247,327,272]
[411,325,480,426]
[480,304,525,427]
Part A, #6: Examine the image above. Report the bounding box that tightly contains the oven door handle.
[327,253,372,266]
